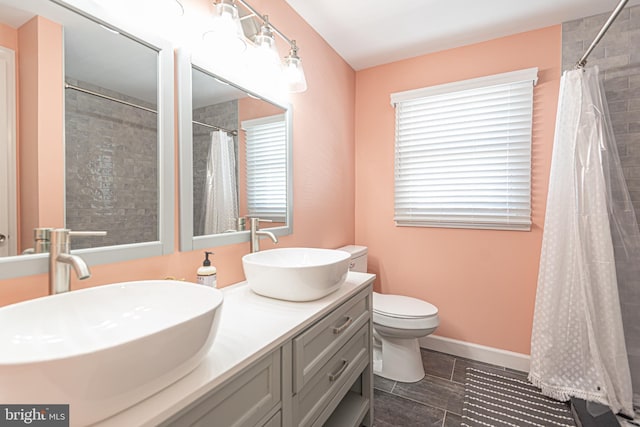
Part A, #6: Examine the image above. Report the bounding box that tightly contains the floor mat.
[461,368,576,426]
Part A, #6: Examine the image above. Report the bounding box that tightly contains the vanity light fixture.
[283,40,307,93]
[209,0,308,93]
[173,0,185,16]
[204,0,247,54]
[253,16,280,66]
[247,15,283,87]
[159,0,185,17]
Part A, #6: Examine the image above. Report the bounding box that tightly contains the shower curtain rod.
[64,83,157,114]
[192,120,238,136]
[576,0,629,68]
[65,82,239,136]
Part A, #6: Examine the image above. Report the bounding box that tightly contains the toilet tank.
[337,245,368,273]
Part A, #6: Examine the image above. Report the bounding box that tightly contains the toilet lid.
[373,292,438,319]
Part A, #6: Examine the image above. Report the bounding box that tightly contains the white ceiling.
[284,0,640,70]
[3,0,637,100]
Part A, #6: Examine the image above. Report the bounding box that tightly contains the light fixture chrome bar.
[235,0,292,45]
[174,0,185,16]
[193,120,238,136]
[576,0,629,69]
[64,83,157,114]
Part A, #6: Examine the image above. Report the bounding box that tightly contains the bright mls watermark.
[0,405,68,426]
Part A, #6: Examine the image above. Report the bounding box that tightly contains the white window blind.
[391,68,538,231]
[242,114,287,222]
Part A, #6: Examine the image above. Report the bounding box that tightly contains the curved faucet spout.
[49,228,103,294]
[249,218,279,253]
[257,230,278,244]
[57,253,91,280]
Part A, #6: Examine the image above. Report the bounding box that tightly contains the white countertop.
[95,271,375,427]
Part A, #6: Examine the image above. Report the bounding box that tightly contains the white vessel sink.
[243,248,351,301]
[0,280,223,426]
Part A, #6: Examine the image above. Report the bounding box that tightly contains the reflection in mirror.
[178,50,292,251]
[0,0,174,279]
[64,23,158,249]
[191,69,288,236]
[191,70,242,236]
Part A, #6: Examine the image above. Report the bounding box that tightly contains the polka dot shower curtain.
[201,130,239,235]
[529,66,636,417]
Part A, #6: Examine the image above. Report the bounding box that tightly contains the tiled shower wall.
[192,100,238,237]
[65,79,158,249]
[562,5,640,406]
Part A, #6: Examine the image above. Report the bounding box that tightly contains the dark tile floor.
[372,348,529,426]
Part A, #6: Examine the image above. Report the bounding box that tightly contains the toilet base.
[373,335,425,383]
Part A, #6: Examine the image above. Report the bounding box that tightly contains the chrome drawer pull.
[332,316,352,334]
[328,359,349,382]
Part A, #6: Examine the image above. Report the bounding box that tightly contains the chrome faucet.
[249,218,278,253]
[49,229,107,294]
[22,227,54,254]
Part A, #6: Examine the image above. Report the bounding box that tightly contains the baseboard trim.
[419,335,530,373]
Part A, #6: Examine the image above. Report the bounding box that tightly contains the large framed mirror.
[177,49,292,251]
[0,0,174,279]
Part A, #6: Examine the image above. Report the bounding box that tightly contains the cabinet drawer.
[293,289,370,393]
[293,324,369,427]
[161,349,281,427]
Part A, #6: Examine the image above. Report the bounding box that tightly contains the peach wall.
[17,16,64,252]
[354,26,562,355]
[0,0,356,306]
[0,23,19,249]
[0,22,17,50]
[17,18,40,252]
[35,17,64,232]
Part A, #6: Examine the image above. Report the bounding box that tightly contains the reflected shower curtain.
[201,130,238,235]
[529,67,636,417]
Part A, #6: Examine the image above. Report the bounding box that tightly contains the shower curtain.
[201,130,238,235]
[529,66,637,417]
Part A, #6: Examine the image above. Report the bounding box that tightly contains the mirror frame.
[177,49,293,251]
[0,0,175,280]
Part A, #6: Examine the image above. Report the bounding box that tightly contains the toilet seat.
[372,292,439,330]
[373,292,438,318]
[373,311,439,330]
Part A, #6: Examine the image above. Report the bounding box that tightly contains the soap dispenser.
[197,251,217,288]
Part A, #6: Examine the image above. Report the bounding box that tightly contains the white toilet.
[338,245,439,383]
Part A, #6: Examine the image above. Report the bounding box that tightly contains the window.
[391,68,538,231]
[242,114,287,222]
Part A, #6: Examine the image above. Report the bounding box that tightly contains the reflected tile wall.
[65,79,158,249]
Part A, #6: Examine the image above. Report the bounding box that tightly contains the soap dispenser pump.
[197,251,217,288]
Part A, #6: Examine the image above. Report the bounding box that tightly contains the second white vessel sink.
[243,247,351,301]
[0,280,224,426]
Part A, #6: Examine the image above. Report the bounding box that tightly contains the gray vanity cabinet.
[292,287,372,427]
[159,348,284,427]
[162,285,373,427]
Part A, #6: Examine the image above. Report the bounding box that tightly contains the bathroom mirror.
[177,49,292,250]
[0,0,174,279]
